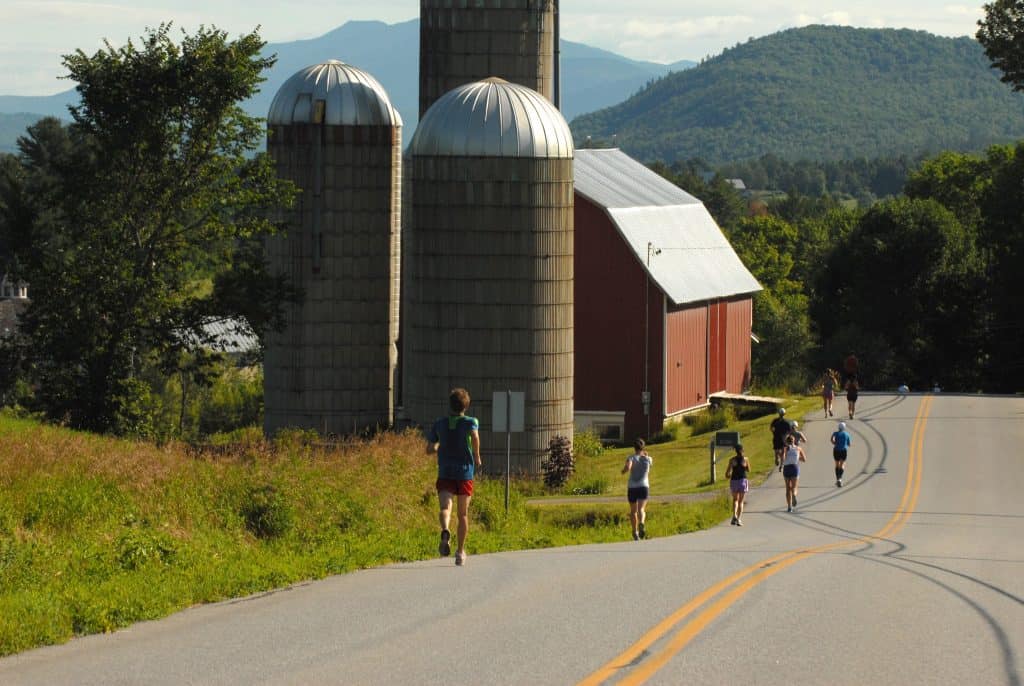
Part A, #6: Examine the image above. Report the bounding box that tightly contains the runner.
[724,443,750,526]
[621,438,652,540]
[821,370,837,417]
[831,421,852,487]
[846,376,860,419]
[781,434,806,512]
[426,388,482,566]
[790,420,807,446]
[770,408,792,472]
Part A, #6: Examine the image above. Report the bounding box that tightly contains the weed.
[572,430,605,457]
[240,484,294,539]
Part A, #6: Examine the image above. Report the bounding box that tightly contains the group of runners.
[424,383,857,561]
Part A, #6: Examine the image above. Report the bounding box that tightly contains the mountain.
[571,25,1024,164]
[0,19,690,152]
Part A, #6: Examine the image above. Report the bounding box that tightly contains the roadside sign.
[492,391,525,433]
[715,431,740,447]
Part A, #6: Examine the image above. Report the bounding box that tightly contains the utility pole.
[644,241,661,439]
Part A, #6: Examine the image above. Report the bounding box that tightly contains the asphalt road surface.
[1,393,1021,685]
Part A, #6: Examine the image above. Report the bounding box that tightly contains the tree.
[0,25,296,434]
[815,198,986,389]
[723,215,813,387]
[977,0,1024,91]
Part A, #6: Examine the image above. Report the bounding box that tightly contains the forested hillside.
[571,26,1024,164]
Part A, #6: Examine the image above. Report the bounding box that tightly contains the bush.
[542,435,574,489]
[572,430,605,457]
[686,406,736,436]
[648,423,683,444]
[240,484,293,539]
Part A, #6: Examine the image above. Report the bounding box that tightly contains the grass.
[0,394,817,656]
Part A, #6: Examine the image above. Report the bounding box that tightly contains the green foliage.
[815,196,986,388]
[685,406,736,436]
[977,0,1024,92]
[541,434,575,489]
[648,422,683,444]
[716,154,920,200]
[572,26,1024,165]
[240,484,294,539]
[572,429,605,458]
[0,25,297,435]
[570,476,610,495]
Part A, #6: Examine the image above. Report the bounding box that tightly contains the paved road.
[1,393,1022,685]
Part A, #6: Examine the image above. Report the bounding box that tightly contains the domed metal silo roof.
[268,60,401,127]
[410,78,573,158]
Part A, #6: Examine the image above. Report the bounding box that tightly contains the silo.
[405,78,574,474]
[419,0,559,117]
[264,60,402,436]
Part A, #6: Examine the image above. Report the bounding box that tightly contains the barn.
[573,149,762,442]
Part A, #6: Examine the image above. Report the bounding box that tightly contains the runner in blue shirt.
[426,388,482,566]
[831,421,852,487]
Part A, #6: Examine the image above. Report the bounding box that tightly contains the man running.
[426,388,482,566]
[770,408,792,472]
[831,421,852,487]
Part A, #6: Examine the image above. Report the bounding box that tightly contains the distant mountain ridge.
[0,19,692,153]
[570,25,1024,164]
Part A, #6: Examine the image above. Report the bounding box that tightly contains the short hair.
[449,388,471,413]
[633,437,646,451]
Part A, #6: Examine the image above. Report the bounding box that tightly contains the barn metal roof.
[268,60,402,128]
[411,78,573,158]
[574,148,762,305]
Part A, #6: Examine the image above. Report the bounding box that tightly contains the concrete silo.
[405,78,574,474]
[264,60,402,436]
[419,0,559,117]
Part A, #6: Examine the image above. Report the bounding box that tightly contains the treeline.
[653,143,1024,393]
[711,154,923,202]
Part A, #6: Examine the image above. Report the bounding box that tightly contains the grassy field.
[0,395,816,656]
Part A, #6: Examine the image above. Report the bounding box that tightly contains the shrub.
[542,435,574,489]
[240,484,293,539]
[572,430,605,457]
[686,406,736,436]
[648,422,683,444]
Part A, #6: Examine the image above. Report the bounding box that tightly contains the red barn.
[573,149,762,442]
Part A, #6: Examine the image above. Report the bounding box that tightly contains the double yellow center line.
[578,395,932,686]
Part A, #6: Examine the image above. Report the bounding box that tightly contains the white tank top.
[783,445,801,466]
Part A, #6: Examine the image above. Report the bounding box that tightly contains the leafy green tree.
[0,25,296,434]
[904,143,1024,390]
[977,0,1024,91]
[723,216,813,386]
[815,198,986,389]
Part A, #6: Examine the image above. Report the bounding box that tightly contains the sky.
[0,0,986,95]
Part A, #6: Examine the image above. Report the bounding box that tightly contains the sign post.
[711,431,740,484]
[492,390,525,511]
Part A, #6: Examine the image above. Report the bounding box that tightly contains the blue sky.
[0,1,985,95]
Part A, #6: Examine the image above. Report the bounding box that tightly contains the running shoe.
[639,523,646,539]
[439,529,451,557]
[787,506,792,513]
[455,550,466,566]
[736,518,743,526]
[731,517,737,525]
[836,479,842,487]
[632,531,640,541]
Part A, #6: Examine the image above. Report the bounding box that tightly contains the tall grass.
[0,394,817,655]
